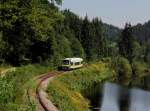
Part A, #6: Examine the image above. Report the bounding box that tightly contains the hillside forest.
[1,0,150,66]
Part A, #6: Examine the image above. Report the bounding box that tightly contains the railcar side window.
[63,60,70,65]
[75,62,80,65]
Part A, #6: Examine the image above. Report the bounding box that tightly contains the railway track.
[36,71,63,111]
[27,69,74,111]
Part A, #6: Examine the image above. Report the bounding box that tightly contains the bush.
[132,61,149,77]
[113,57,132,85]
[131,61,150,88]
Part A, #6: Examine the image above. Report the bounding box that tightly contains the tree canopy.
[0,0,149,66]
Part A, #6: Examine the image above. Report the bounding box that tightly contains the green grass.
[47,60,150,111]
[0,65,12,75]
[0,64,54,111]
[47,61,116,111]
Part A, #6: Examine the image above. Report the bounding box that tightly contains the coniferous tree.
[119,23,135,62]
[92,18,107,58]
[144,39,150,64]
[81,15,94,60]
[63,10,83,41]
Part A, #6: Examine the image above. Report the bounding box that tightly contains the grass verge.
[0,64,53,111]
[47,61,116,111]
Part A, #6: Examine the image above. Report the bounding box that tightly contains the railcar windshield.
[62,60,70,65]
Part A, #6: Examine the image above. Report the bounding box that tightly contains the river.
[91,82,150,111]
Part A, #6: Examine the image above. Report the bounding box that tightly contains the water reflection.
[129,89,150,111]
[96,83,150,111]
[100,83,121,111]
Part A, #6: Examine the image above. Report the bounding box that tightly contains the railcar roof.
[62,58,83,62]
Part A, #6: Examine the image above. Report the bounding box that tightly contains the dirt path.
[28,71,63,111]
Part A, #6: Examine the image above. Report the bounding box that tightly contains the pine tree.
[119,23,135,62]
[92,18,106,58]
[144,39,150,64]
[81,15,94,60]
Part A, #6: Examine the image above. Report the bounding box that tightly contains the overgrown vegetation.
[0,64,53,111]
[47,59,150,111]
[47,62,116,111]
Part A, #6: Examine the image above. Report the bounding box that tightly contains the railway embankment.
[46,59,150,111]
[46,61,116,111]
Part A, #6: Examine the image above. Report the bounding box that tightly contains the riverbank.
[47,61,116,111]
[47,60,150,111]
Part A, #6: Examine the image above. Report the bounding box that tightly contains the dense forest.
[132,21,150,44]
[1,0,150,66]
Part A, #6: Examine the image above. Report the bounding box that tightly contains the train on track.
[58,58,83,70]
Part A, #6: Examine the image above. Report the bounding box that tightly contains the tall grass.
[0,64,53,111]
[47,60,150,111]
[47,62,116,111]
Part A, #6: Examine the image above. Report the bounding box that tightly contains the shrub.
[114,57,132,85]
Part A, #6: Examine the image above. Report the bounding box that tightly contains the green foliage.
[80,16,107,60]
[1,0,148,66]
[112,57,132,85]
[132,61,150,77]
[0,77,14,104]
[112,56,150,88]
[69,37,85,58]
[107,42,119,57]
[0,64,53,111]
[118,23,136,62]
[131,61,150,89]
[1,0,111,65]
[132,21,150,44]
[81,16,94,60]
[1,0,64,65]
[62,10,108,60]
[104,23,121,41]
[47,62,116,111]
[62,10,83,41]
[132,41,141,60]
[144,39,150,64]
[56,35,73,57]
[91,18,107,58]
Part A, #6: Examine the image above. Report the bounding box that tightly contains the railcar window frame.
[62,60,70,65]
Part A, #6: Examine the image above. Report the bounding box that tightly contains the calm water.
[93,83,150,111]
